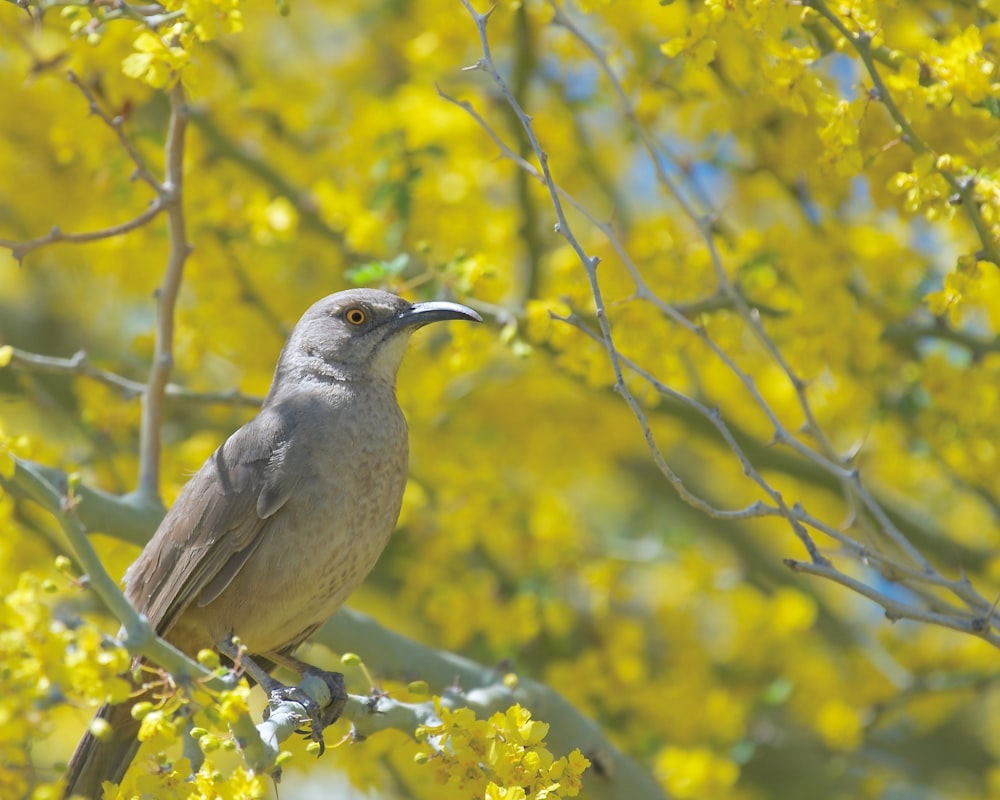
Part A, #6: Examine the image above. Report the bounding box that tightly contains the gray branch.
[3,458,663,797]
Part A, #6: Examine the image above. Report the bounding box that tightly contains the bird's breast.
[196,386,409,656]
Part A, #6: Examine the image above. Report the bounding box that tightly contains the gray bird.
[63,288,482,798]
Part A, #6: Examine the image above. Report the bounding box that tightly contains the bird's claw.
[265,670,347,757]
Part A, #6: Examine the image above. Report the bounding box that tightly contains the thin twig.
[454,2,1000,642]
[556,2,841,459]
[556,312,783,519]
[2,345,262,407]
[804,0,1000,265]
[0,70,164,261]
[67,69,163,192]
[0,202,164,262]
[446,76,934,567]
[784,559,1000,647]
[458,0,834,564]
[562,305,999,632]
[548,2,940,572]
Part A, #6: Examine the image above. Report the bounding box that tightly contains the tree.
[2,0,999,798]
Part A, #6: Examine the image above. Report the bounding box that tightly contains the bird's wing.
[124,406,298,636]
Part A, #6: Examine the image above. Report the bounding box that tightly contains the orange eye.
[345,307,367,326]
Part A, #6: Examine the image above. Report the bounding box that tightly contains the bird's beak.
[385,300,483,334]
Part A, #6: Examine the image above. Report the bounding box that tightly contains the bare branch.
[784,558,1000,647]
[0,202,164,263]
[0,70,166,263]
[67,69,163,192]
[2,345,263,407]
[458,0,831,565]
[454,1,1000,647]
[135,81,192,504]
[545,3,940,575]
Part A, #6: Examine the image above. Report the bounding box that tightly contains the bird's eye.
[345,307,368,326]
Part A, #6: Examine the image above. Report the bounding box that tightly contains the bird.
[63,288,482,799]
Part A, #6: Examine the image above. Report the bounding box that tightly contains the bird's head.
[274,288,482,390]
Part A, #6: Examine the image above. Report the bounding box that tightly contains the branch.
[558,280,1000,639]
[455,1,1000,647]
[6,459,660,796]
[545,3,944,575]
[0,202,164,263]
[67,69,163,192]
[7,457,226,686]
[448,75,973,565]
[2,345,263,407]
[0,70,166,263]
[881,319,1000,360]
[135,81,192,504]
[459,0,834,565]
[319,609,668,799]
[546,0,719,235]
[804,0,1000,266]
[783,559,1000,647]
[557,4,848,466]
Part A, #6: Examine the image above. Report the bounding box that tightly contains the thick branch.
[319,609,667,799]
[8,457,224,685]
[5,457,663,797]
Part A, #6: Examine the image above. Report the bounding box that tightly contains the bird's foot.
[304,667,348,730]
[263,670,347,756]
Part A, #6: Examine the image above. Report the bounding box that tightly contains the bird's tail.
[63,700,142,800]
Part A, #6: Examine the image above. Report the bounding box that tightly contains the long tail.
[63,700,142,800]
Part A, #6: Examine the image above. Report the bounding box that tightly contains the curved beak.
[385,300,483,334]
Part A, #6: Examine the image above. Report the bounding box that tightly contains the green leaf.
[344,253,410,286]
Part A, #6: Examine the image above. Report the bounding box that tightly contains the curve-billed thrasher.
[63,289,481,798]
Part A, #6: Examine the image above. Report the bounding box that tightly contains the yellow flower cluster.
[887,153,957,222]
[415,703,589,799]
[103,676,260,798]
[654,745,739,799]
[107,757,268,800]
[0,571,129,796]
